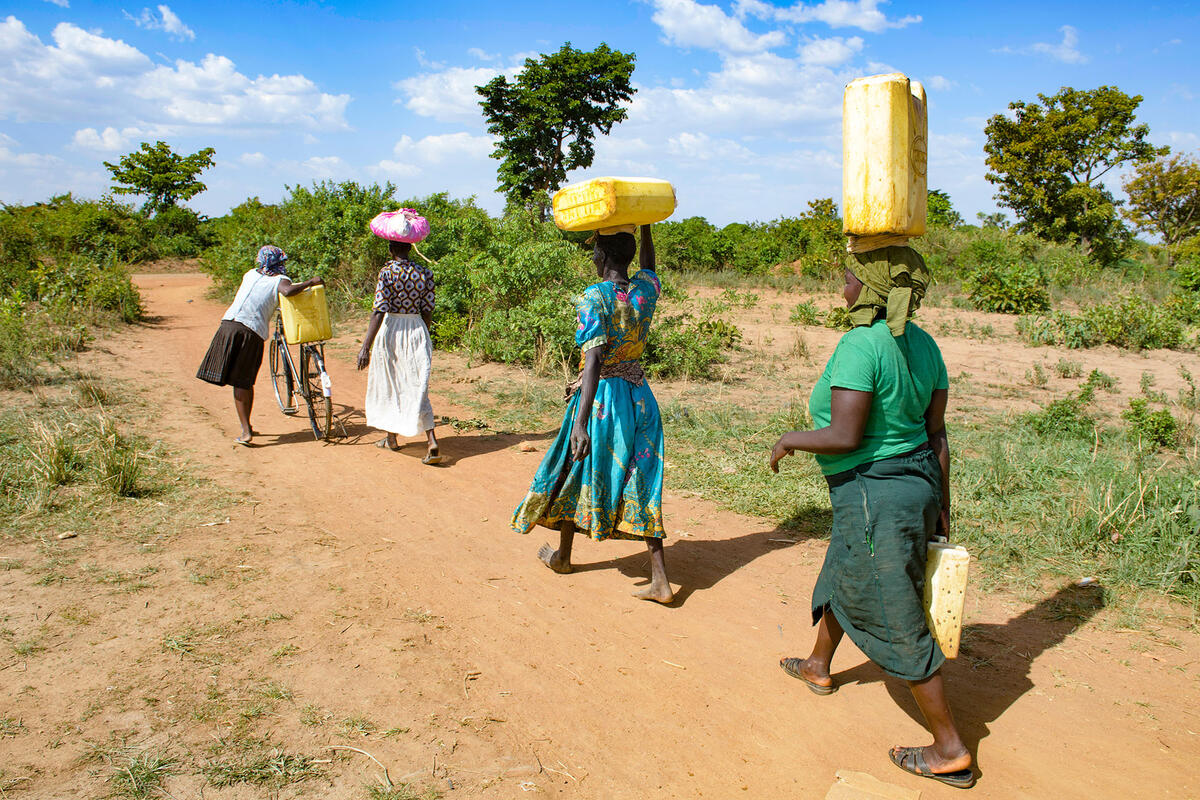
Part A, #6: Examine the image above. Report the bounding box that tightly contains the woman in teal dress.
[511,225,673,604]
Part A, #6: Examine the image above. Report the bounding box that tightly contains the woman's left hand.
[769,437,792,473]
[356,347,370,370]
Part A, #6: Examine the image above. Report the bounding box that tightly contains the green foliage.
[927,189,963,228]
[1177,260,1200,293]
[1122,151,1200,265]
[651,200,843,276]
[1026,393,1094,438]
[1017,295,1186,351]
[643,314,731,380]
[477,43,636,215]
[823,307,852,330]
[983,86,1163,264]
[789,300,821,326]
[963,261,1050,314]
[1122,399,1177,448]
[104,140,216,215]
[1052,358,1083,379]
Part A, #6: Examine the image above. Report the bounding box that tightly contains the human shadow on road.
[829,582,1105,768]
[563,505,833,606]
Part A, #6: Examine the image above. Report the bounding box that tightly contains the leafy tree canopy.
[927,189,963,228]
[477,43,636,217]
[1122,151,1200,265]
[104,141,216,215]
[983,86,1164,262]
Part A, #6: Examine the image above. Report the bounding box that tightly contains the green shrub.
[1163,291,1200,325]
[1017,296,1186,351]
[1080,294,1184,350]
[1053,358,1082,379]
[789,300,821,326]
[1027,394,1094,438]
[1122,399,1177,449]
[962,261,1050,314]
[643,314,730,380]
[824,307,852,330]
[1176,259,1200,293]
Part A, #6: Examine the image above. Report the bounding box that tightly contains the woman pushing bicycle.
[196,245,323,446]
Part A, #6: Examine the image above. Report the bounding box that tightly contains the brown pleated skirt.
[196,319,264,390]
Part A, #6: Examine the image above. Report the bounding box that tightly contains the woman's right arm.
[278,276,324,297]
[569,347,604,461]
[357,311,384,370]
[925,388,951,539]
[639,225,656,271]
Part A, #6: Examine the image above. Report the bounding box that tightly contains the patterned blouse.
[373,259,435,315]
[575,269,661,370]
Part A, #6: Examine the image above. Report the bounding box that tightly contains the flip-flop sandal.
[779,657,837,695]
[375,438,400,451]
[889,746,975,789]
[422,448,444,465]
[234,437,253,447]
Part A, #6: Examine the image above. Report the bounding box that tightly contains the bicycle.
[268,312,333,440]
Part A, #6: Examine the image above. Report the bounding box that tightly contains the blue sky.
[1,0,1196,227]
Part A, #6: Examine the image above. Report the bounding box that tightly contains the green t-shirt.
[808,320,948,476]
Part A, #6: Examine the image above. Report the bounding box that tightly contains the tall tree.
[983,86,1164,262]
[1122,151,1200,266]
[477,43,636,218]
[104,141,216,215]
[927,189,963,228]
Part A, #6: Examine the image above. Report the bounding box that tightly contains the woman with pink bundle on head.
[358,209,443,464]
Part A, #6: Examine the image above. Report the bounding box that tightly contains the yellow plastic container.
[552,176,676,232]
[842,72,927,237]
[279,285,331,345]
[924,542,969,658]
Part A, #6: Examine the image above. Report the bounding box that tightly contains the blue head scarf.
[255,245,288,276]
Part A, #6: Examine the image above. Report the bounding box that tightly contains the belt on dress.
[564,360,646,401]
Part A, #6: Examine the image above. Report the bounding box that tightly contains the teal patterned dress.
[510,269,666,541]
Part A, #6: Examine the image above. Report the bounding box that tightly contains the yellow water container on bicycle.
[279,285,331,345]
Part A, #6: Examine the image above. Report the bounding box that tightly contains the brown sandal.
[888,746,975,789]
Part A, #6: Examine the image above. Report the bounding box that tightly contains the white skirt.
[365,313,435,436]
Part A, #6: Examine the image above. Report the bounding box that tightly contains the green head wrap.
[848,245,930,337]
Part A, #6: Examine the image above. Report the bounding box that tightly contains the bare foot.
[537,543,572,574]
[890,744,972,775]
[633,580,674,604]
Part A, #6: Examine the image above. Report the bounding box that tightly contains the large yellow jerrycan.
[279,285,332,345]
[842,72,927,237]
[552,177,676,232]
[924,542,969,658]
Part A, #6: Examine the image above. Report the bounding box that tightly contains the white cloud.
[239,152,266,166]
[1165,131,1199,149]
[467,47,499,61]
[395,65,507,123]
[42,0,69,7]
[926,75,955,92]
[0,142,62,169]
[1031,25,1086,64]
[303,156,345,178]
[650,0,787,54]
[0,17,349,130]
[125,5,196,41]
[71,125,142,151]
[667,132,753,160]
[746,0,921,33]
[797,35,863,65]
[997,25,1087,64]
[391,132,495,165]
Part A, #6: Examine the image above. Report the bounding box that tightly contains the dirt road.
[16,272,1199,798]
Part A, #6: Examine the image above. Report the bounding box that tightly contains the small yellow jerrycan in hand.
[924,542,969,658]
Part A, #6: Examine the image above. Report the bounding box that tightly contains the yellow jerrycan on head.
[552,177,676,232]
[842,72,927,237]
[279,284,332,345]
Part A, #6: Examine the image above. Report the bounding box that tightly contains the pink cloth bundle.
[369,209,430,243]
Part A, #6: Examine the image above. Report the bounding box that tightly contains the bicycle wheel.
[301,344,333,440]
[269,334,297,414]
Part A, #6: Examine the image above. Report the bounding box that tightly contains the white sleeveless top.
[222,269,284,340]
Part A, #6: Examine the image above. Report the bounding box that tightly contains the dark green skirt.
[812,446,945,681]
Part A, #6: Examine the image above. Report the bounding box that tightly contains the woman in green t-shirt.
[768,246,973,790]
